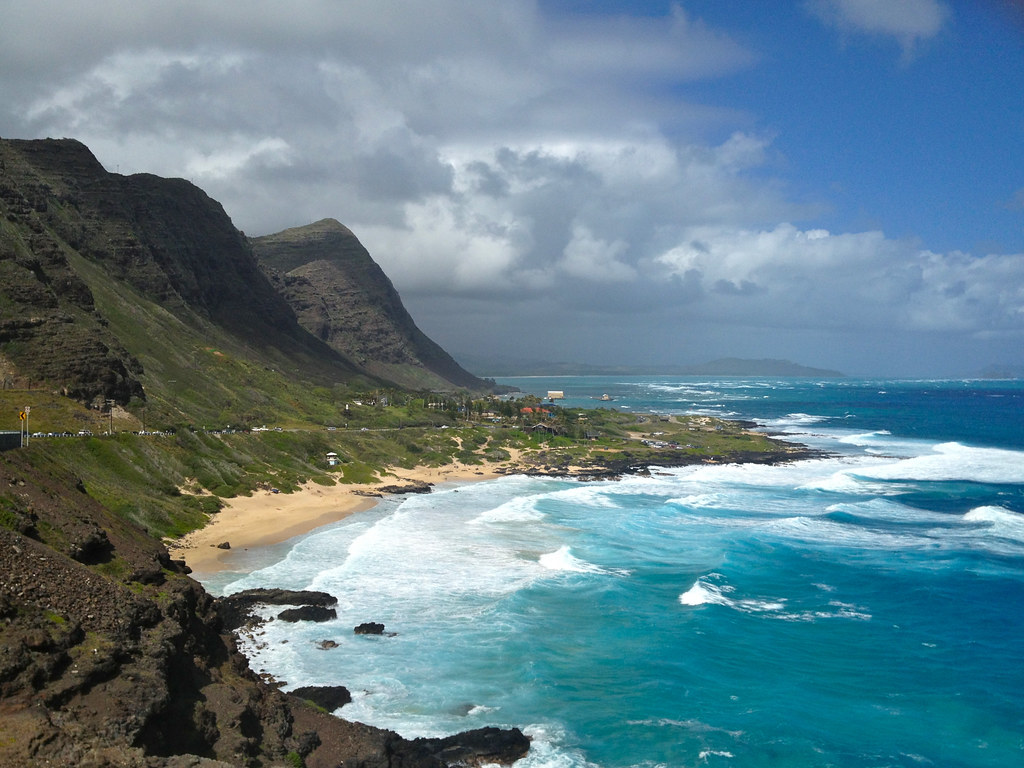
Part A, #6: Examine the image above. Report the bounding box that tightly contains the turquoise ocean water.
[206,377,1024,768]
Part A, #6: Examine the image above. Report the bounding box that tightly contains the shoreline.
[167,460,512,575]
[167,440,820,577]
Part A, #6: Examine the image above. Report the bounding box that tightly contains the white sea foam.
[766,515,921,551]
[471,495,545,525]
[761,412,827,430]
[840,429,892,442]
[670,492,730,509]
[699,749,735,761]
[801,455,921,494]
[549,484,623,508]
[834,430,927,455]
[513,723,595,768]
[825,498,952,525]
[962,506,1024,543]
[679,575,870,622]
[852,442,1024,485]
[681,456,842,488]
[626,717,738,734]
[679,576,785,613]
[679,578,734,607]
[465,704,498,717]
[538,545,627,576]
[775,600,873,623]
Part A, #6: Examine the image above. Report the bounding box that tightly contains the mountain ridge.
[0,138,490,426]
[251,219,488,391]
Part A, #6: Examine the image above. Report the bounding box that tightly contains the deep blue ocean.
[207,377,1024,768]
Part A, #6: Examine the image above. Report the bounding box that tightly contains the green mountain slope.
[1,138,490,428]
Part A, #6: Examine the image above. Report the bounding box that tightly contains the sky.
[2,0,1023,377]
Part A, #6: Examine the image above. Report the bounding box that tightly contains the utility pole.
[105,399,115,435]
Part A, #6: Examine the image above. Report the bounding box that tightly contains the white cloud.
[807,0,950,55]
[349,131,800,303]
[184,137,292,180]
[357,197,524,294]
[655,224,1024,334]
[559,224,635,282]
[1,0,1019,376]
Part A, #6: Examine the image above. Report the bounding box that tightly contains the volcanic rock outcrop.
[0,449,529,767]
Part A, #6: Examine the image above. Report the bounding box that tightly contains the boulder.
[289,685,352,711]
[278,605,337,623]
[216,588,338,630]
[401,726,531,767]
[354,622,386,635]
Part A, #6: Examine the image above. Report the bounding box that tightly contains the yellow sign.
[19,411,26,421]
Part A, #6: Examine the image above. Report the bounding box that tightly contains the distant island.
[979,364,1024,379]
[672,358,845,377]
[465,356,845,378]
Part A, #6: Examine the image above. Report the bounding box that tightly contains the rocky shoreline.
[0,451,529,768]
[504,443,827,480]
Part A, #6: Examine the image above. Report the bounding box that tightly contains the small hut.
[326,451,339,467]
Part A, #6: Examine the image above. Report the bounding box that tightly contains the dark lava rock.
[215,540,231,549]
[376,481,433,495]
[317,639,339,650]
[354,622,386,635]
[278,605,337,623]
[66,525,113,564]
[216,588,337,631]
[401,726,532,767]
[289,685,352,711]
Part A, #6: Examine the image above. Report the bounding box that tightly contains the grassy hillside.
[64,247,380,429]
[4,388,805,542]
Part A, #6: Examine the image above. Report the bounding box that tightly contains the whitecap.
[699,749,735,761]
[825,498,952,525]
[765,515,919,551]
[680,576,871,622]
[548,484,623,508]
[471,495,545,525]
[679,576,785,613]
[669,492,729,509]
[962,506,1024,543]
[838,429,892,444]
[801,456,919,494]
[760,412,828,430]
[780,600,872,623]
[464,704,498,717]
[538,545,627,576]
[679,578,733,607]
[853,442,1024,485]
[627,717,743,739]
[834,430,927,455]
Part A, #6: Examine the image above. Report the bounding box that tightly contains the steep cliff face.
[252,220,488,392]
[0,138,364,405]
[0,449,529,768]
[0,140,145,404]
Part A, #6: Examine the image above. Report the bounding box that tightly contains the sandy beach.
[167,460,512,575]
